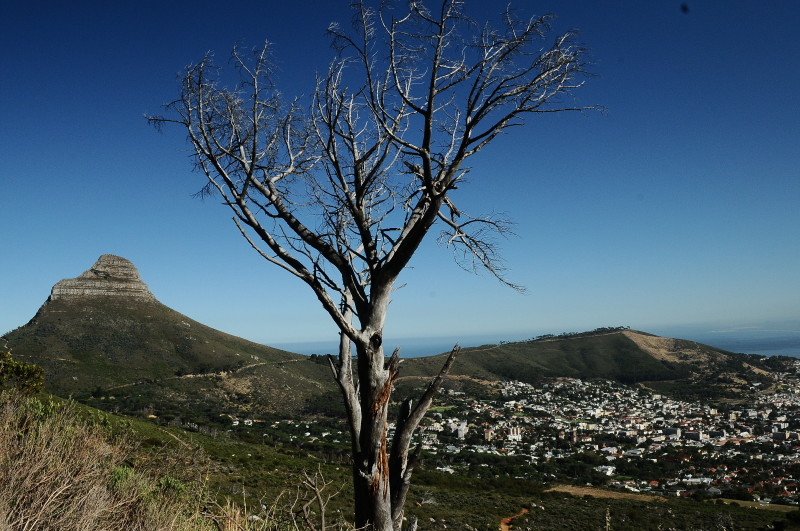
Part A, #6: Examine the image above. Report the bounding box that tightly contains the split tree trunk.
[337,335,458,530]
[352,338,394,530]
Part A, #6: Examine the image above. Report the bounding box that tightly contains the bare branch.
[389,345,460,526]
[150,2,594,527]
[436,209,525,292]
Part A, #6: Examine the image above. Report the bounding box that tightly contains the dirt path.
[105,360,276,391]
[500,508,529,530]
[396,373,496,386]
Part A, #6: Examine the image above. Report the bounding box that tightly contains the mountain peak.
[50,254,155,301]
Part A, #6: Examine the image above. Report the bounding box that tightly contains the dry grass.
[0,391,213,530]
[0,390,353,530]
[622,331,712,365]
[714,499,798,513]
[546,484,667,502]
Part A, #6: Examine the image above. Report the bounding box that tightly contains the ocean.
[678,332,800,358]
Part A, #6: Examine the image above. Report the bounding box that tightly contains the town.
[393,358,800,506]
[222,357,800,507]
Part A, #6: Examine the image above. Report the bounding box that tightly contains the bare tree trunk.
[351,338,394,530]
[389,346,459,528]
[344,339,459,530]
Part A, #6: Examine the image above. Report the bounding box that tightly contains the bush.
[0,340,43,393]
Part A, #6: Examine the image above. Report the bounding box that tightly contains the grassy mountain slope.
[6,290,776,418]
[401,330,775,400]
[4,296,335,416]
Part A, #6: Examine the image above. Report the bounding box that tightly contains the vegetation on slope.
[401,329,775,402]
[7,292,775,419]
[0,390,210,529]
[0,339,43,394]
[0,385,365,530]
[4,297,337,418]
[0,340,793,530]
[5,297,301,394]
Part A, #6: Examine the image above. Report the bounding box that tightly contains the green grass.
[5,297,338,421]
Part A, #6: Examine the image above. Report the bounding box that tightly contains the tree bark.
[345,340,459,530]
[351,338,395,530]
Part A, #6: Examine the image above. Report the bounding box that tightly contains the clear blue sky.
[2,1,799,353]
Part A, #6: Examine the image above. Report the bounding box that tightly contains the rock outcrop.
[49,254,156,301]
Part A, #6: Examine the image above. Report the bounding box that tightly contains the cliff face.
[50,254,156,301]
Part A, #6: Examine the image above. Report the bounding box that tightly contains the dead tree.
[148,1,591,528]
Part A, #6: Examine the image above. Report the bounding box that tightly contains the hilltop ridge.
[401,328,776,401]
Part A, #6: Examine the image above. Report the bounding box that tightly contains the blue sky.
[2,1,799,354]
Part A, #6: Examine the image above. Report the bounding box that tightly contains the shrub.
[0,340,43,393]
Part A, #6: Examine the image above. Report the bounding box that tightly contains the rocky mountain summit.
[50,254,155,301]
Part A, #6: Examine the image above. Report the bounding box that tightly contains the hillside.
[401,329,776,401]
[4,255,782,422]
[4,255,335,417]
